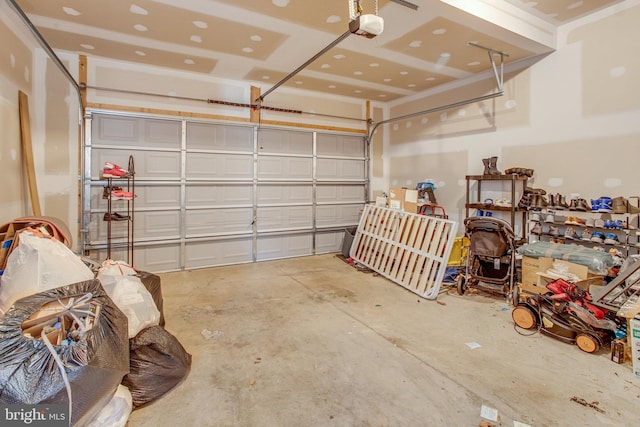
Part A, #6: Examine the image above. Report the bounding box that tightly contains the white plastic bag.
[97,272,160,338]
[0,232,94,315]
[99,259,138,276]
[87,385,133,427]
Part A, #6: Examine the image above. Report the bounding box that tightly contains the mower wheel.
[576,333,600,354]
[456,275,466,295]
[512,305,537,330]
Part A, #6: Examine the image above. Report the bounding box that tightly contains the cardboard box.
[519,281,547,296]
[521,256,604,293]
[521,256,552,288]
[388,188,419,213]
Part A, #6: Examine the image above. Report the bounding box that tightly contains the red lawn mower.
[512,278,619,353]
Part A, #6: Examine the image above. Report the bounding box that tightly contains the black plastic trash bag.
[137,271,165,327]
[0,279,129,426]
[122,326,191,408]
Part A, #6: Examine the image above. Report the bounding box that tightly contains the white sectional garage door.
[83,112,366,272]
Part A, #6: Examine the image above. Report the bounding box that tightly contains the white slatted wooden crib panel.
[350,205,458,299]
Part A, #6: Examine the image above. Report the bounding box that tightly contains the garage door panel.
[186,153,253,179]
[94,115,181,149]
[88,212,131,243]
[257,185,313,205]
[316,231,344,254]
[90,184,180,210]
[317,185,365,203]
[317,134,365,157]
[134,244,181,272]
[185,208,254,236]
[92,149,182,180]
[317,158,365,180]
[187,122,253,152]
[89,211,180,242]
[258,157,312,180]
[186,184,253,207]
[257,206,313,231]
[316,204,363,227]
[135,211,181,239]
[258,129,312,154]
[144,120,182,148]
[257,234,313,261]
[185,238,253,269]
[88,113,368,269]
[133,185,181,209]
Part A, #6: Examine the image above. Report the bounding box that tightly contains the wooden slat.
[18,91,41,216]
[250,86,261,123]
[350,205,458,300]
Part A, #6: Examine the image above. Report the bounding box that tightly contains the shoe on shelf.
[585,217,595,227]
[581,229,592,241]
[604,233,619,245]
[545,211,555,223]
[613,219,625,229]
[564,227,578,240]
[103,162,131,178]
[568,198,579,211]
[576,198,591,212]
[110,189,135,200]
[594,218,605,228]
[530,211,542,222]
[597,197,613,213]
[549,225,560,237]
[590,199,600,212]
[591,231,605,243]
[556,194,569,210]
[103,212,131,221]
[102,185,123,199]
[530,222,542,234]
[548,194,557,209]
[612,196,640,214]
[564,216,575,225]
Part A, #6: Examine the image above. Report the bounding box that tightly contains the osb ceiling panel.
[12,0,622,103]
[39,28,219,74]
[383,17,534,71]
[245,67,407,102]
[504,0,623,24]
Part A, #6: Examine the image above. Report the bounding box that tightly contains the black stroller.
[456,217,517,302]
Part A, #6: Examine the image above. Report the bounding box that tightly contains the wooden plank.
[389,214,416,279]
[363,208,393,264]
[85,103,368,134]
[250,86,261,123]
[403,217,432,287]
[372,212,399,270]
[79,55,88,110]
[397,215,425,285]
[18,91,41,216]
[381,212,408,275]
[417,222,449,294]
[87,102,251,123]
[361,207,390,263]
[352,205,378,259]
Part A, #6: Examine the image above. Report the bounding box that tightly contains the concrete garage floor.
[127,254,640,427]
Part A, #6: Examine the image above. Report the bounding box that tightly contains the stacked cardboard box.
[520,256,604,295]
[388,188,418,213]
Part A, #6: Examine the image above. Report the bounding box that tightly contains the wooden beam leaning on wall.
[18,91,41,216]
